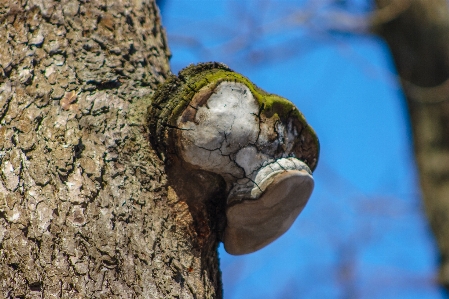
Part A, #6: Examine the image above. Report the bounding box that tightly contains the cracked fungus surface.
[176,81,309,203]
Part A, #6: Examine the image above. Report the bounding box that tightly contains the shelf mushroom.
[148,62,319,255]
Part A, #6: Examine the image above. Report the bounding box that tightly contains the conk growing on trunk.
[148,62,319,255]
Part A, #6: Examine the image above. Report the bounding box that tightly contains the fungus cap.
[148,62,319,255]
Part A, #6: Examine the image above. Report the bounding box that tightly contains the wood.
[0,0,222,297]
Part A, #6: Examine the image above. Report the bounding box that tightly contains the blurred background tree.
[160,0,449,297]
[375,0,449,291]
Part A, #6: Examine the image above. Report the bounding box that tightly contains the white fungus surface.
[177,82,308,198]
[178,82,259,179]
[176,81,314,254]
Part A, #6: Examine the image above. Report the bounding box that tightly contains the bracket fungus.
[148,62,319,255]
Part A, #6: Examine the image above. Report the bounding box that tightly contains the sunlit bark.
[0,1,221,297]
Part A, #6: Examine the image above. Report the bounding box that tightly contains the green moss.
[171,69,281,119]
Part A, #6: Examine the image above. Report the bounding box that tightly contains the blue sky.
[159,1,447,298]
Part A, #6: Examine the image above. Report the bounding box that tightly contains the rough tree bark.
[0,0,222,298]
[374,0,449,290]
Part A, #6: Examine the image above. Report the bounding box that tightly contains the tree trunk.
[374,0,449,289]
[0,0,221,298]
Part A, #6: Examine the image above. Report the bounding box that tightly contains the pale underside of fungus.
[148,62,319,255]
